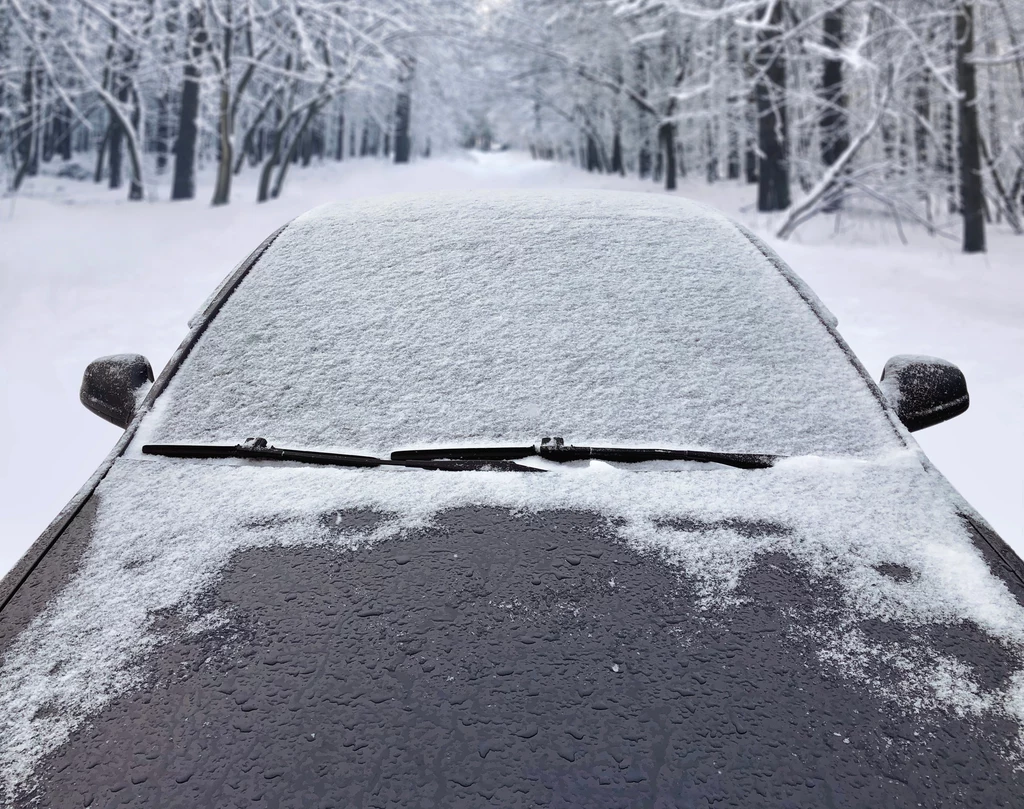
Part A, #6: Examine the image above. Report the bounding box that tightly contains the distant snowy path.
[1,151,1021,573]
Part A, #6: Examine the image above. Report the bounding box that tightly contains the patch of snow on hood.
[2,451,1023,795]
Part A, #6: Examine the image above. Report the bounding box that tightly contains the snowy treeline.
[0,0,476,205]
[2,0,1023,250]
[485,0,1024,252]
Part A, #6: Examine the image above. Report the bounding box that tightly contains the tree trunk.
[611,131,624,175]
[13,60,39,189]
[727,122,741,180]
[127,84,143,200]
[820,7,849,210]
[585,134,601,172]
[745,144,758,184]
[172,5,204,201]
[660,122,677,191]
[234,95,275,174]
[59,106,73,161]
[211,16,234,207]
[755,1,791,211]
[394,63,413,164]
[93,121,111,183]
[156,92,169,172]
[956,0,985,253]
[108,89,124,190]
[211,82,232,205]
[335,109,345,161]
[639,141,652,179]
[270,102,322,200]
[705,121,718,183]
[913,72,930,171]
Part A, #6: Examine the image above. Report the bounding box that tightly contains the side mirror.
[879,355,969,432]
[80,354,154,429]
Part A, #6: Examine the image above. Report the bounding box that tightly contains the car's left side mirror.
[80,354,154,429]
[879,355,969,432]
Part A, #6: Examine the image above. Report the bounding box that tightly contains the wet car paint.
[9,506,1023,808]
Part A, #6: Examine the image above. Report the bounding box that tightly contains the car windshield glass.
[137,191,902,459]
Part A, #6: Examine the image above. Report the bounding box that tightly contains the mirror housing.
[80,354,154,429]
[879,355,969,432]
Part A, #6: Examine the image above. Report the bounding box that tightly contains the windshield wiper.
[391,436,781,470]
[142,438,541,472]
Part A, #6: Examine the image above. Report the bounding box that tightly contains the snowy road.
[1,151,1021,573]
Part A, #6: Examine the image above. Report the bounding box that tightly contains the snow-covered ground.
[1,150,1021,574]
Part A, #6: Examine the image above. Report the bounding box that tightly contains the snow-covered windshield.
[139,190,902,459]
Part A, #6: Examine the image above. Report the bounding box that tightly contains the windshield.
[138,191,902,459]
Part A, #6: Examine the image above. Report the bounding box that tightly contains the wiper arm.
[392,437,781,470]
[142,438,541,472]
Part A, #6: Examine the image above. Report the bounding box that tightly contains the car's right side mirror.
[879,355,969,432]
[80,354,154,429]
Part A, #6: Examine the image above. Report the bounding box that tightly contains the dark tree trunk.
[611,131,624,175]
[312,124,324,160]
[942,103,957,213]
[156,93,170,172]
[360,125,369,156]
[394,64,413,164]
[127,84,143,200]
[13,60,39,188]
[42,116,55,163]
[108,92,124,190]
[423,137,431,158]
[270,102,323,200]
[659,122,677,191]
[639,142,652,179]
[172,6,204,201]
[93,122,110,183]
[585,135,601,172]
[383,131,390,158]
[820,8,849,210]
[300,128,313,167]
[745,144,759,184]
[60,108,73,161]
[820,9,849,167]
[727,124,741,180]
[913,73,930,170]
[957,0,985,253]
[755,1,791,211]
[349,127,356,157]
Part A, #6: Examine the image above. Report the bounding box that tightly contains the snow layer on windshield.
[141,190,901,458]
[2,454,1024,796]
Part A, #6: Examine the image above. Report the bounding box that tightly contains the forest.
[2,0,1023,252]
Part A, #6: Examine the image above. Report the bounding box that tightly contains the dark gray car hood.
[2,452,1023,807]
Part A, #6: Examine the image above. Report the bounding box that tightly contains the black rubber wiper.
[392,437,781,470]
[143,438,541,472]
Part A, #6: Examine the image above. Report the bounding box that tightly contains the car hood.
[2,451,1024,805]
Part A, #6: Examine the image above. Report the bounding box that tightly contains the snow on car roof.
[139,190,902,458]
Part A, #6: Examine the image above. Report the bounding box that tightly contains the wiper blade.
[392,437,781,470]
[143,438,541,472]
[392,445,536,462]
